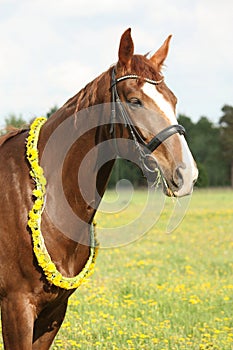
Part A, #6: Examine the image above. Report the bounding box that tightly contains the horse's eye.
[128,97,143,108]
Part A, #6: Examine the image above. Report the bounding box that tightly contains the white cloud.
[8,0,132,18]
[46,60,96,103]
[0,0,232,127]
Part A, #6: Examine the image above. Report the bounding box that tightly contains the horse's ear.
[150,35,172,70]
[118,28,134,68]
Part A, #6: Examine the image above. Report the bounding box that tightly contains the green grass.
[52,188,233,350]
[1,188,233,349]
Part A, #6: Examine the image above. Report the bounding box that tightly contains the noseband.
[110,68,185,155]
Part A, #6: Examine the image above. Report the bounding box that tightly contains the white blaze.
[143,83,177,125]
[142,83,198,196]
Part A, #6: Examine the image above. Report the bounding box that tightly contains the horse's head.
[112,28,198,197]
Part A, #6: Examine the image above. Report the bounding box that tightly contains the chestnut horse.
[0,29,198,349]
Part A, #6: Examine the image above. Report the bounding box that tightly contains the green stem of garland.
[26,117,98,290]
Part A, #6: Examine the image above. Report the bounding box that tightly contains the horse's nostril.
[173,166,184,189]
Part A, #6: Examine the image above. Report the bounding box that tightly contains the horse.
[0,28,198,349]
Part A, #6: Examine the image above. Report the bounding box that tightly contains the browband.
[111,74,164,88]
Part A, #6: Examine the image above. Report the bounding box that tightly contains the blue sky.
[0,0,232,127]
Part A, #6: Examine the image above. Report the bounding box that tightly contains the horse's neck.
[38,69,114,264]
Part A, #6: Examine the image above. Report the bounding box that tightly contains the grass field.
[1,188,233,349]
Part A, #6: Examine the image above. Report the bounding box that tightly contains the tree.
[219,105,233,188]
[108,158,146,188]
[0,114,28,135]
[178,114,229,187]
[177,114,195,144]
[46,105,58,118]
[5,114,27,129]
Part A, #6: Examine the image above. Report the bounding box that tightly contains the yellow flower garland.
[26,117,98,290]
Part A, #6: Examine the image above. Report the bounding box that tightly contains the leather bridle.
[110,67,185,155]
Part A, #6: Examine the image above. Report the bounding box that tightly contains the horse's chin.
[163,180,193,198]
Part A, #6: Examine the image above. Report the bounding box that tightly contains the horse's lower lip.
[173,187,193,198]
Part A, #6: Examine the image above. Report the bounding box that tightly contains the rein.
[26,117,98,290]
[110,67,185,157]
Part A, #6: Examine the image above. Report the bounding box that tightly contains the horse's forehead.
[142,82,177,125]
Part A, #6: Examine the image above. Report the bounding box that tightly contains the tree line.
[109,105,233,188]
[1,104,233,188]
[178,105,233,187]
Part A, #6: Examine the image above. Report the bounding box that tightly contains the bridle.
[110,67,185,174]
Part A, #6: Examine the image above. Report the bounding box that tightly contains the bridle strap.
[147,124,185,152]
[111,74,164,88]
[110,68,186,154]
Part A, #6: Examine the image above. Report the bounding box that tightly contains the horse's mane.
[63,69,111,113]
[0,127,28,147]
[63,56,161,113]
[0,56,161,148]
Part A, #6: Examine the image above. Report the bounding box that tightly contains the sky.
[0,0,232,128]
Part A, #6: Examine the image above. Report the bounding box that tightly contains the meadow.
[1,188,233,349]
